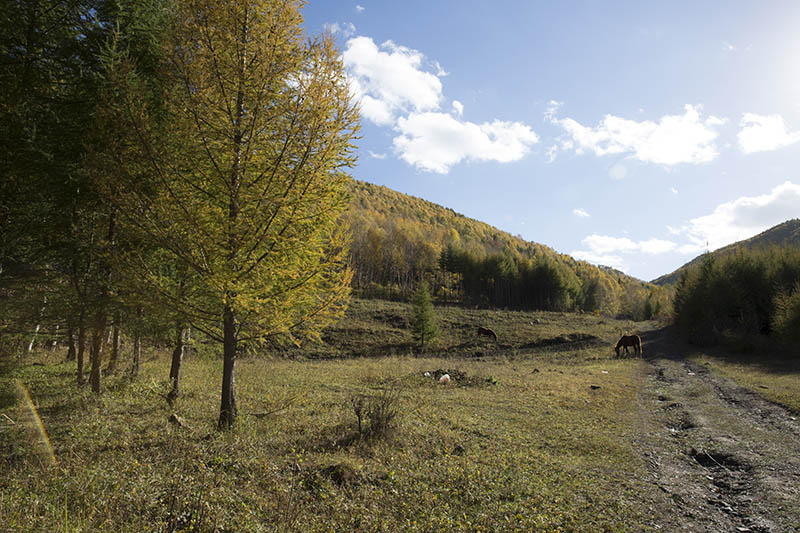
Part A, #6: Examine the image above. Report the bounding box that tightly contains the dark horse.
[615,335,642,357]
[477,326,497,341]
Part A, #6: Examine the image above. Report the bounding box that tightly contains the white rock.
[439,374,451,384]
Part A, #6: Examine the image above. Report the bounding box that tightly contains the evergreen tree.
[101,0,359,428]
[411,282,437,352]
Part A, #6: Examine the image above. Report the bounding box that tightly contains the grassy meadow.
[1,300,660,531]
[690,352,800,413]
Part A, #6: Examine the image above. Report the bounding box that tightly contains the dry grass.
[0,300,657,531]
[690,353,800,413]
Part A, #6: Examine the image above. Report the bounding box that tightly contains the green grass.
[1,300,656,531]
[284,298,651,359]
[690,353,800,412]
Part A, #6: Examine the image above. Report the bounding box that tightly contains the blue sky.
[302,1,800,281]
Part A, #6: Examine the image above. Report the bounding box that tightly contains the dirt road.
[634,329,800,532]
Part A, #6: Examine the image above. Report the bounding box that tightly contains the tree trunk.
[66,319,76,361]
[131,307,142,379]
[218,11,245,430]
[89,310,107,394]
[131,332,141,379]
[27,323,40,353]
[166,323,185,405]
[183,326,191,358]
[106,311,120,373]
[77,308,86,385]
[218,304,237,429]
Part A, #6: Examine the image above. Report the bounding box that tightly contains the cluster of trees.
[673,246,800,347]
[345,181,671,319]
[0,0,358,427]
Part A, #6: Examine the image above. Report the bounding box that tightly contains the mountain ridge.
[651,218,800,286]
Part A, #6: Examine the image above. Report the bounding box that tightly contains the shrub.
[349,387,400,441]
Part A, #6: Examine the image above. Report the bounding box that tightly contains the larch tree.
[410,281,437,353]
[100,0,359,428]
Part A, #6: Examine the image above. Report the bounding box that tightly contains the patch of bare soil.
[633,328,800,532]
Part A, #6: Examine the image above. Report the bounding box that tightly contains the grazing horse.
[477,326,497,341]
[615,335,642,357]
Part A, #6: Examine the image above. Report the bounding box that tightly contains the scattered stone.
[601,370,609,374]
[423,371,430,377]
[439,374,451,384]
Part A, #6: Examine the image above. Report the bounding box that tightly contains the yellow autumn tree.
[101,0,359,428]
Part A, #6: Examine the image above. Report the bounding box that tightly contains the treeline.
[345,180,671,319]
[673,246,800,347]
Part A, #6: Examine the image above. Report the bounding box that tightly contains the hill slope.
[345,179,669,318]
[652,219,800,286]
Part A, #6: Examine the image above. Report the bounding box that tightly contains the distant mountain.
[651,219,800,286]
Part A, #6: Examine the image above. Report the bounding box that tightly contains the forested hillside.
[345,180,670,319]
[673,245,800,348]
[653,219,800,286]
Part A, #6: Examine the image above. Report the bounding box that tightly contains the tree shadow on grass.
[640,326,800,375]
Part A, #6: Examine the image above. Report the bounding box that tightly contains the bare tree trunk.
[218,304,237,429]
[106,311,120,373]
[50,324,59,349]
[166,323,185,405]
[27,324,40,353]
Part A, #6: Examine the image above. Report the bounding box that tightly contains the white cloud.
[393,112,539,174]
[573,208,590,218]
[639,238,677,254]
[551,104,726,165]
[571,251,626,270]
[670,187,679,195]
[671,181,800,251]
[545,144,558,163]
[368,150,386,159]
[576,233,677,260]
[544,100,563,122]
[582,235,638,254]
[324,22,356,38]
[343,36,443,125]
[434,61,449,77]
[344,35,538,173]
[737,113,800,154]
[355,4,365,12]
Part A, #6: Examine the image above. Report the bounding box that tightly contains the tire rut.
[633,329,800,532]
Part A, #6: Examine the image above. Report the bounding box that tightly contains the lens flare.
[15,379,56,467]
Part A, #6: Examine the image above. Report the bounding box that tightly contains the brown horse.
[615,335,642,357]
[477,326,497,341]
